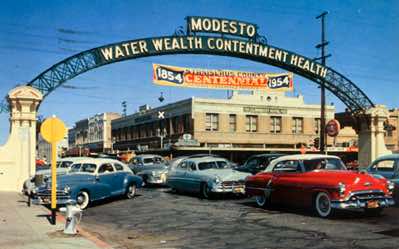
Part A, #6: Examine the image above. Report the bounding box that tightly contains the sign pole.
[51,142,57,225]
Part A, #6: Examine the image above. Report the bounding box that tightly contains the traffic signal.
[314,137,320,149]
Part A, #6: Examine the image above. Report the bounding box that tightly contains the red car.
[245,154,395,218]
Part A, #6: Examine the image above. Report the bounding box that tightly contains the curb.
[55,213,112,249]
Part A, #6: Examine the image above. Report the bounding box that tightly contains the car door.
[169,161,188,190]
[184,162,201,192]
[369,159,397,179]
[271,160,302,205]
[96,163,118,198]
[113,162,128,194]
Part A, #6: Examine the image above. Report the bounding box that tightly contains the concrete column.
[0,86,42,191]
[358,105,392,167]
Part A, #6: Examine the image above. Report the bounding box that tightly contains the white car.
[22,157,89,195]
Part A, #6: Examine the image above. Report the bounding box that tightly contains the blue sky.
[0,0,398,144]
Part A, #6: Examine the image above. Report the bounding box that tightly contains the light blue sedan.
[33,158,142,209]
[367,154,399,202]
[166,156,251,199]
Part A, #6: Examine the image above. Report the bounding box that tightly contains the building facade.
[112,92,339,153]
[385,109,399,152]
[68,112,121,154]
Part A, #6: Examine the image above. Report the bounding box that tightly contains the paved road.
[80,188,399,249]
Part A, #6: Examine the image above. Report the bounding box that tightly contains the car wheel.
[201,183,212,199]
[314,192,334,218]
[76,191,90,210]
[126,183,137,199]
[255,191,270,208]
[365,207,383,216]
[142,176,148,187]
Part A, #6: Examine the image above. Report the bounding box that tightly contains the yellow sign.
[153,63,293,91]
[40,116,67,212]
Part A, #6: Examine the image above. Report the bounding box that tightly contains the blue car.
[367,154,399,202]
[33,158,142,209]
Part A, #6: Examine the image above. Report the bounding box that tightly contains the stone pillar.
[358,105,392,167]
[0,86,42,191]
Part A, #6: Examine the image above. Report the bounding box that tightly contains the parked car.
[23,157,89,195]
[245,154,395,218]
[32,158,142,209]
[366,154,399,202]
[128,154,165,174]
[136,163,169,186]
[166,156,251,199]
[234,153,284,174]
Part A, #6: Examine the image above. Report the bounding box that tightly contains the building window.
[229,114,237,132]
[292,117,303,134]
[314,118,321,134]
[246,115,258,132]
[270,116,281,133]
[205,113,219,131]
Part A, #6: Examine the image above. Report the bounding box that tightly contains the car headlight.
[387,181,395,191]
[151,171,156,176]
[338,182,346,195]
[214,177,221,184]
[64,186,71,194]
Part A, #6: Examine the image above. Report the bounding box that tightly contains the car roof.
[136,154,162,158]
[372,153,399,161]
[58,157,90,162]
[187,156,228,163]
[250,153,285,158]
[71,158,125,165]
[273,154,340,162]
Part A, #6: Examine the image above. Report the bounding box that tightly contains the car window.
[61,161,74,168]
[69,163,82,173]
[216,161,230,169]
[273,160,301,173]
[114,163,124,171]
[189,162,197,171]
[372,160,396,172]
[154,157,164,164]
[246,158,259,168]
[303,158,346,172]
[80,163,97,173]
[98,163,115,174]
[178,161,188,170]
[198,161,218,170]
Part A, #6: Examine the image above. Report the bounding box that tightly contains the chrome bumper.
[331,197,395,210]
[212,184,245,194]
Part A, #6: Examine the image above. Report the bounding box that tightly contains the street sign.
[325,119,341,137]
[40,116,67,225]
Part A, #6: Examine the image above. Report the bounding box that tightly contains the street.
[80,187,399,249]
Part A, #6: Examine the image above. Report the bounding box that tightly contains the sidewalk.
[0,192,112,249]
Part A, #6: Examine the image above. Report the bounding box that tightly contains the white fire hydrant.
[59,202,82,235]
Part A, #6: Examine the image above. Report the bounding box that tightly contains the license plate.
[367,200,379,208]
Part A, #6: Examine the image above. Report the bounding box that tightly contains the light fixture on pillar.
[158,92,165,103]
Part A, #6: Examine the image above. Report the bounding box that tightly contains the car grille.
[36,189,70,199]
[349,191,386,201]
[222,181,245,187]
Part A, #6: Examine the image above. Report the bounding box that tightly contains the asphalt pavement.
[79,187,399,249]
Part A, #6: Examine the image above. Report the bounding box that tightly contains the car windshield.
[198,160,231,170]
[303,158,347,172]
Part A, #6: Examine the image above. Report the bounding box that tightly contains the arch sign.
[1,16,373,114]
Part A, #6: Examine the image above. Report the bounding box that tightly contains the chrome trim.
[343,190,385,202]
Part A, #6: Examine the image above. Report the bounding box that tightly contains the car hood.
[200,168,251,181]
[304,170,387,188]
[35,168,69,177]
[42,173,95,189]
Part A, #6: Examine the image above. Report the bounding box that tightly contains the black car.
[235,154,284,174]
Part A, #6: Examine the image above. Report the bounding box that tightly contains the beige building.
[112,91,341,153]
[68,112,121,154]
[384,109,399,152]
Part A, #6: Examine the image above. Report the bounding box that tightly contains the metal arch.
[0,36,374,114]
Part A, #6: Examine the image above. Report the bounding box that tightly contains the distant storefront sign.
[153,63,293,91]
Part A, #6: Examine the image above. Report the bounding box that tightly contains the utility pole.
[315,11,331,154]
